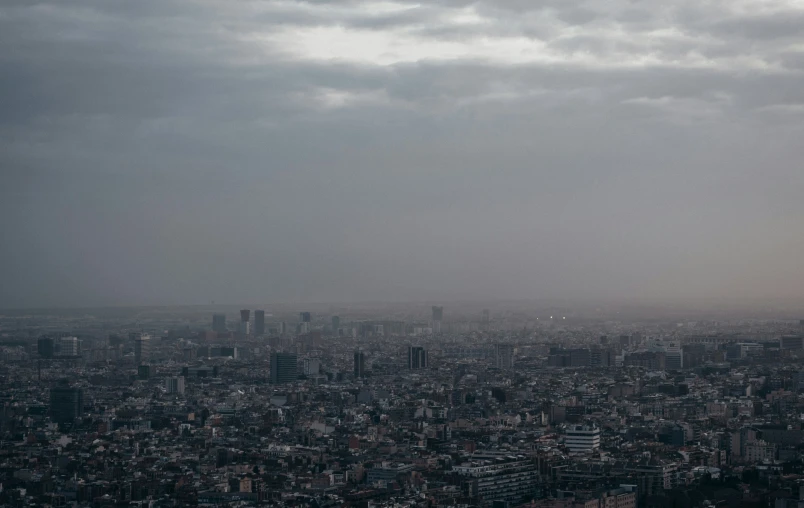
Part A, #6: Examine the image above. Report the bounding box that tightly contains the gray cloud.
[1,0,804,308]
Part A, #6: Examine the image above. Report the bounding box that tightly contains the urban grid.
[2,305,804,508]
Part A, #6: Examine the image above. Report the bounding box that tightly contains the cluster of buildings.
[0,306,804,507]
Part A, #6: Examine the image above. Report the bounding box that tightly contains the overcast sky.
[2,0,804,308]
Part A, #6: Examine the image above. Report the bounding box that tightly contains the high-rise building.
[780,335,803,350]
[495,344,515,369]
[408,346,428,369]
[482,309,490,330]
[37,337,55,358]
[165,376,185,394]
[58,336,80,357]
[134,334,151,365]
[664,342,683,370]
[300,312,311,323]
[354,350,366,378]
[212,314,227,333]
[303,358,320,376]
[240,309,251,323]
[431,306,443,334]
[50,381,83,426]
[254,310,265,335]
[332,316,341,334]
[564,425,601,452]
[237,320,250,336]
[270,352,298,384]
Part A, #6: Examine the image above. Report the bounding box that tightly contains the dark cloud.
[1,0,804,307]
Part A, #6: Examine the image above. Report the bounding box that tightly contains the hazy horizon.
[2,0,804,308]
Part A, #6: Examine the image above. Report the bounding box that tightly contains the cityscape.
[2,304,804,507]
[4,0,804,507]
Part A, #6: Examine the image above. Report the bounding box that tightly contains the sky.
[1,0,804,308]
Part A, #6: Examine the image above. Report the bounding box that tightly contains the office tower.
[254,310,265,335]
[564,425,601,452]
[495,344,515,369]
[300,312,311,323]
[780,335,803,350]
[50,381,83,426]
[482,309,490,330]
[237,320,251,336]
[59,336,80,357]
[408,346,428,369]
[165,376,185,394]
[212,314,227,333]
[240,309,251,323]
[354,350,365,378]
[332,316,341,334]
[270,352,298,384]
[664,342,683,370]
[134,334,151,365]
[431,306,443,334]
[303,358,321,376]
[278,321,287,335]
[37,337,55,358]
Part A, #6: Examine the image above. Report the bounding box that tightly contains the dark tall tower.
[408,346,428,369]
[332,316,341,334]
[37,337,55,359]
[240,309,251,323]
[50,381,83,428]
[270,352,298,384]
[300,312,311,323]
[212,314,227,333]
[354,350,365,378]
[432,306,443,334]
[134,334,151,365]
[254,310,266,335]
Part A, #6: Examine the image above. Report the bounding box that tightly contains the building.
[482,309,490,330]
[354,350,366,378]
[303,358,320,376]
[254,310,265,335]
[432,306,443,334]
[212,314,227,333]
[271,352,298,384]
[300,312,311,323]
[331,316,341,334]
[240,309,251,323]
[664,343,683,370]
[37,337,55,358]
[59,336,80,357]
[134,334,151,365]
[50,381,83,426]
[366,462,414,485]
[165,376,185,394]
[453,452,540,503]
[408,346,428,369]
[780,335,803,350]
[495,344,514,369]
[564,425,601,452]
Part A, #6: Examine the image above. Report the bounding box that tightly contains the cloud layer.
[2,0,804,307]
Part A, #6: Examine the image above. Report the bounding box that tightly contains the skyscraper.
[408,346,428,369]
[332,316,341,334]
[354,350,365,378]
[165,376,186,394]
[300,312,311,323]
[271,352,298,384]
[482,309,490,330]
[212,314,227,333]
[50,381,83,427]
[240,309,251,323]
[432,306,443,334]
[59,336,80,357]
[495,344,514,369]
[254,310,265,335]
[134,334,151,365]
[37,337,55,358]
